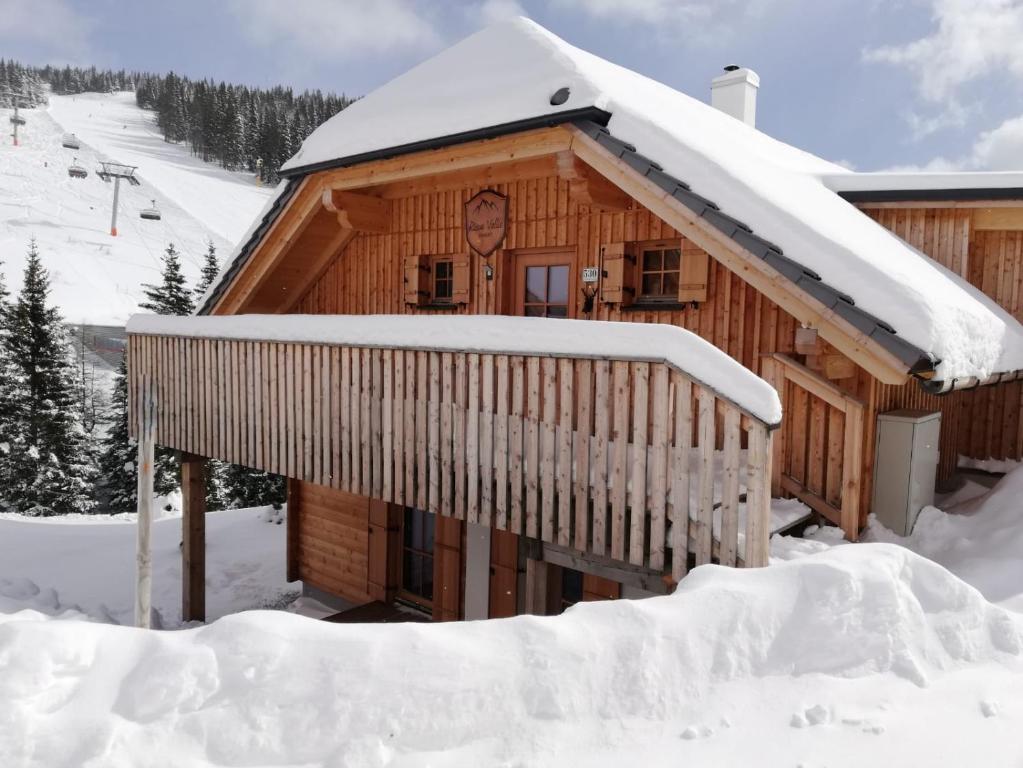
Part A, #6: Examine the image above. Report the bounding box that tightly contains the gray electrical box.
[871,410,941,535]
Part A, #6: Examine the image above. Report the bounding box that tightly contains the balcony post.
[181,452,207,622]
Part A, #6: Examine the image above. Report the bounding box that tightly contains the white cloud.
[865,0,1023,103]
[0,0,94,61]
[469,0,527,26]
[228,0,441,60]
[551,0,782,42]
[886,113,1023,171]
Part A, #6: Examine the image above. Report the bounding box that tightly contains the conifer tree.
[141,243,194,315]
[194,239,220,300]
[4,241,95,514]
[0,258,20,506]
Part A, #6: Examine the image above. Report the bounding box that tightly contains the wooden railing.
[759,353,863,539]
[128,333,774,576]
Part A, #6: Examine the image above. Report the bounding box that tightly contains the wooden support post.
[135,375,155,629]
[745,423,772,567]
[286,478,301,583]
[524,558,549,616]
[180,452,206,622]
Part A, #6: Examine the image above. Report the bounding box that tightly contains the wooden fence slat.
[428,350,441,515]
[510,356,525,535]
[648,365,668,572]
[453,353,467,519]
[416,350,428,510]
[719,405,742,567]
[592,360,610,556]
[495,355,509,530]
[393,349,405,504]
[383,349,393,500]
[480,354,495,527]
[695,386,716,566]
[573,359,592,553]
[467,354,480,524]
[362,347,372,495]
[341,346,352,491]
[405,351,416,508]
[610,361,629,561]
[372,348,383,497]
[525,356,540,539]
[540,357,557,543]
[746,422,772,567]
[440,352,453,515]
[629,362,649,566]
[556,358,573,548]
[670,374,692,582]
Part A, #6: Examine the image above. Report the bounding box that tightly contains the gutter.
[838,188,1023,204]
[917,368,1023,395]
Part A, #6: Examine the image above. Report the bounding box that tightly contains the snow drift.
[1,544,1020,766]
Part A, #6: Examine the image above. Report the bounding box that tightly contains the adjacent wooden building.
[127,18,1023,625]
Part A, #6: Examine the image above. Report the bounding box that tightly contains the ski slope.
[0,92,272,325]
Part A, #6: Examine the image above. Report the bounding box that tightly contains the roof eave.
[279,107,613,179]
[839,188,1023,204]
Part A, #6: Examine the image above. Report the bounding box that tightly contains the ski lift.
[9,114,25,126]
[68,158,88,179]
[61,133,80,149]
[140,199,161,221]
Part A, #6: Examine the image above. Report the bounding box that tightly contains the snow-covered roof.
[825,171,1023,198]
[276,17,1023,384]
[127,313,783,425]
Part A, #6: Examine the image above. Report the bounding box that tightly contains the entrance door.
[512,250,576,318]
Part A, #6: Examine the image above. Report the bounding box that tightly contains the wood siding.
[865,207,1023,468]
[293,482,371,603]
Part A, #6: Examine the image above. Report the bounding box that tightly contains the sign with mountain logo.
[464,190,508,256]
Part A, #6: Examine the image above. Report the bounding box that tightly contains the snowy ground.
[0,505,294,628]
[0,92,271,325]
[2,474,1023,765]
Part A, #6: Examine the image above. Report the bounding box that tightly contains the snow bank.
[127,312,782,424]
[0,505,292,627]
[2,544,1021,766]
[866,466,1023,613]
[282,17,1023,382]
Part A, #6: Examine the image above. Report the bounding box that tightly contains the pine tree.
[221,464,285,510]
[194,240,220,300]
[0,258,20,507]
[4,241,95,514]
[141,243,194,315]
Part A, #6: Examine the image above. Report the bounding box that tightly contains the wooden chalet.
[126,19,1023,625]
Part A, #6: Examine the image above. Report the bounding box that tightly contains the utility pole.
[97,162,140,236]
[2,90,28,147]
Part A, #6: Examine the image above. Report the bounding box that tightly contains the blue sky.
[3,0,1023,172]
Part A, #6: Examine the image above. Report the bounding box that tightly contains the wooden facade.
[127,121,1023,623]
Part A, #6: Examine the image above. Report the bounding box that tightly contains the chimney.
[710,65,759,127]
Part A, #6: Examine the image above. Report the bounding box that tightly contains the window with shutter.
[450,256,471,304]
[599,242,635,306]
[678,242,709,303]
[403,254,429,306]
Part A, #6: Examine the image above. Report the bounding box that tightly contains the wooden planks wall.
[293,482,371,603]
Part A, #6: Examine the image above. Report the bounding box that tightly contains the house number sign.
[581,266,600,283]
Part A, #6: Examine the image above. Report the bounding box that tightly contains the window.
[639,244,681,301]
[400,506,434,606]
[522,263,570,318]
[432,259,453,302]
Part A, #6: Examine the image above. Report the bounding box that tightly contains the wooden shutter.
[403,254,429,305]
[367,499,400,601]
[452,255,471,304]
[678,243,709,303]
[433,516,463,621]
[599,242,635,306]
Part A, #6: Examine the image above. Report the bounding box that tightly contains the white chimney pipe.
[711,66,759,127]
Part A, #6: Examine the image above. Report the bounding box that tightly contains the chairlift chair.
[61,133,80,149]
[140,199,161,221]
[68,158,87,179]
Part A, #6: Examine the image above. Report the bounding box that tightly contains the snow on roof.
[280,18,1023,383]
[825,170,1023,195]
[126,313,783,425]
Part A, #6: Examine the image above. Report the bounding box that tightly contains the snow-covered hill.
[0,92,272,325]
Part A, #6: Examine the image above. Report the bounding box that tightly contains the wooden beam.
[367,155,561,198]
[276,226,358,313]
[212,176,322,315]
[856,200,1023,210]
[540,542,669,594]
[323,189,391,233]
[524,557,548,615]
[781,474,842,527]
[556,151,631,211]
[973,207,1023,231]
[181,451,206,622]
[567,125,912,385]
[764,353,864,414]
[321,126,573,191]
